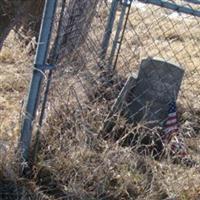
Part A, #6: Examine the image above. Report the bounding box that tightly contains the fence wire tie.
[31,66,46,80]
[34,63,55,71]
[33,64,55,80]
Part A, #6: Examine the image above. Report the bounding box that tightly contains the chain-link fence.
[8,0,200,199]
[41,0,200,138]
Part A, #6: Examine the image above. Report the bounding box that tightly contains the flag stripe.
[168,112,177,117]
[165,118,177,125]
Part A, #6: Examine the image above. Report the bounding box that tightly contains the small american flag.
[164,101,178,141]
[163,101,188,159]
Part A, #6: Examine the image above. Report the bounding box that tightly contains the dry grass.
[0,31,32,147]
[1,2,200,200]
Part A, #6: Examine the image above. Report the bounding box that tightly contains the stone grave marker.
[102,58,184,135]
[124,58,184,125]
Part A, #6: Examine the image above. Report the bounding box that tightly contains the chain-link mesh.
[43,0,200,129]
[5,0,199,199]
[23,0,191,166]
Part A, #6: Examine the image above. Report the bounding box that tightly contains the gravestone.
[123,58,184,126]
[102,57,185,135]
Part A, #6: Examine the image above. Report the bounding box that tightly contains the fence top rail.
[137,0,200,17]
[184,0,200,5]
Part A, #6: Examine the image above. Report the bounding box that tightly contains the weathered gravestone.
[124,58,184,125]
[102,58,184,135]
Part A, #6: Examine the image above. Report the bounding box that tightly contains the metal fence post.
[108,0,131,69]
[113,0,132,70]
[19,0,57,162]
[100,0,119,62]
[32,0,66,164]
